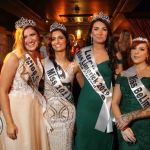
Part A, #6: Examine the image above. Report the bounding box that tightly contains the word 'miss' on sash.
[44,57,74,102]
[123,66,150,108]
[75,46,113,133]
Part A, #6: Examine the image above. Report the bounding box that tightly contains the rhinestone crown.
[15,17,36,29]
[132,37,149,43]
[50,22,66,32]
[92,11,110,23]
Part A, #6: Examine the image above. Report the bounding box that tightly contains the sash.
[123,66,150,109]
[75,46,113,133]
[44,57,74,102]
[24,53,41,87]
[24,54,51,131]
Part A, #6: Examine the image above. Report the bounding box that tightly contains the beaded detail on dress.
[44,62,75,100]
[44,61,76,150]
[9,57,43,95]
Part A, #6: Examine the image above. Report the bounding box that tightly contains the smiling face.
[23,27,40,52]
[91,21,108,44]
[51,30,67,52]
[131,42,149,65]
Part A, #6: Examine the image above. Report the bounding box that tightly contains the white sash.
[44,57,74,102]
[75,46,113,133]
[24,54,50,131]
[123,66,150,108]
[24,53,41,87]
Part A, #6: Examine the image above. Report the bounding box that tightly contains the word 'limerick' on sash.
[44,57,73,102]
[126,66,150,109]
[75,46,113,133]
[24,54,40,87]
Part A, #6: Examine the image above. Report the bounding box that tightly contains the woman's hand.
[116,113,132,130]
[6,122,18,140]
[121,127,136,143]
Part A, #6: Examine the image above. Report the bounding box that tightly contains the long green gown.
[75,60,114,150]
[116,75,150,150]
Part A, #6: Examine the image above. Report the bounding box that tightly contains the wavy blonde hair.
[13,28,25,58]
[12,26,40,88]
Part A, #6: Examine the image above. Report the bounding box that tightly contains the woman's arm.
[112,83,136,142]
[117,106,150,130]
[74,61,84,88]
[0,53,19,139]
[112,83,127,129]
[115,51,123,75]
[112,84,122,121]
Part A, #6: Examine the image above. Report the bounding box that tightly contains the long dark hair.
[49,29,73,63]
[86,18,117,84]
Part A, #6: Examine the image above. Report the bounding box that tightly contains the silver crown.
[50,22,66,32]
[132,37,149,43]
[15,17,36,29]
[92,11,110,23]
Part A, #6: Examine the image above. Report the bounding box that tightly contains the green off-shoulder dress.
[116,75,150,150]
[75,60,114,150]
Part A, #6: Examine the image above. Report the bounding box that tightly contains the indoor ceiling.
[0,0,150,36]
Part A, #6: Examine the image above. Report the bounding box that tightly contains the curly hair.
[86,18,118,84]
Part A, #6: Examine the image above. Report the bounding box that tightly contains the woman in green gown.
[75,11,122,150]
[112,37,150,150]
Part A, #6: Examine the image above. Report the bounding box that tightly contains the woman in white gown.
[0,17,49,150]
[43,22,83,150]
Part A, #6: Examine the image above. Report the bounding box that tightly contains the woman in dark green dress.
[75,11,122,150]
[112,37,150,150]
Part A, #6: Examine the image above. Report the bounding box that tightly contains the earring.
[146,56,149,63]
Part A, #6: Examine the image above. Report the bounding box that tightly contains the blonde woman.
[0,17,49,150]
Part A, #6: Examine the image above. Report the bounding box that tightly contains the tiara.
[92,11,110,23]
[132,37,149,43]
[15,17,36,29]
[50,22,66,32]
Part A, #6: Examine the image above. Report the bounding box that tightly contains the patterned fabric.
[44,61,75,150]
[116,75,150,150]
[0,54,49,150]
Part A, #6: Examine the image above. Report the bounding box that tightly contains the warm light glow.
[76,29,82,40]
[45,20,49,23]
[75,17,83,22]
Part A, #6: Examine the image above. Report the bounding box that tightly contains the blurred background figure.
[69,34,76,47]
[69,34,77,58]
[115,29,132,70]
[69,34,84,107]
[39,33,51,59]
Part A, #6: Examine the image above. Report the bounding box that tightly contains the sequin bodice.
[9,58,43,95]
[44,62,75,100]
